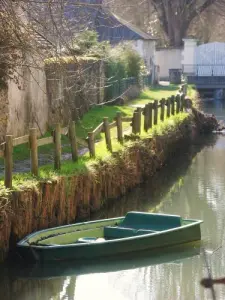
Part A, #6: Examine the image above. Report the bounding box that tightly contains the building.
[28,0,156,74]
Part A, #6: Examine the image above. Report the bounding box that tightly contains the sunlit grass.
[187,84,199,106]
[75,105,134,140]
[187,84,197,98]
[131,84,180,105]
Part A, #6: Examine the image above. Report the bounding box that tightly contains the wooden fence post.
[54,123,61,170]
[69,121,78,162]
[116,112,123,143]
[153,100,158,125]
[103,117,112,152]
[137,107,142,134]
[132,111,139,134]
[29,128,38,176]
[4,135,13,188]
[149,103,153,129]
[143,104,150,132]
[167,98,171,118]
[180,94,185,112]
[171,96,175,115]
[87,132,95,157]
[160,98,165,122]
[176,95,181,114]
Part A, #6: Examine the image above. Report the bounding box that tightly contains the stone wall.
[0,58,104,139]
[7,61,48,137]
[46,59,105,126]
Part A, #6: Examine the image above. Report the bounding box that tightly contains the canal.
[1,99,225,299]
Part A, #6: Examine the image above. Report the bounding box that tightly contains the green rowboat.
[16,211,203,262]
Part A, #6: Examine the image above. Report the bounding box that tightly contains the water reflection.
[1,99,225,299]
[0,244,201,300]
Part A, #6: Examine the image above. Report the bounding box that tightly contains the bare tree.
[0,0,110,130]
[148,0,221,47]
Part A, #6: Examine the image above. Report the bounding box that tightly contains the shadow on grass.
[1,105,133,164]
[0,156,93,190]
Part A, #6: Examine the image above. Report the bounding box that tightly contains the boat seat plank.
[104,226,156,239]
[120,212,181,231]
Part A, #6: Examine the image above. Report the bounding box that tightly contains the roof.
[63,1,155,43]
[27,0,155,45]
[107,11,156,41]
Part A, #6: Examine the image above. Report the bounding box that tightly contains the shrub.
[69,30,110,57]
[105,43,146,100]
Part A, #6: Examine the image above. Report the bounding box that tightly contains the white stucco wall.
[182,39,197,74]
[155,48,182,79]
[131,39,156,72]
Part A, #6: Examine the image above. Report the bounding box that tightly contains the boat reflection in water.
[14,242,201,279]
[0,242,201,300]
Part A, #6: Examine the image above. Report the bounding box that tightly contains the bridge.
[183,42,225,89]
[185,65,225,88]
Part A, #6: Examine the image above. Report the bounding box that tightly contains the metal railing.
[104,74,152,101]
[183,64,225,76]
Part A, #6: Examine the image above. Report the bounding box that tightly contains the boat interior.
[26,212,195,246]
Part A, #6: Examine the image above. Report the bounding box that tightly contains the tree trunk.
[170,24,188,47]
[151,0,216,47]
[165,11,189,47]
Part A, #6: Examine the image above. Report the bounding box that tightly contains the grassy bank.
[187,84,199,107]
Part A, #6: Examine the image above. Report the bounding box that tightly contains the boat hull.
[17,217,202,262]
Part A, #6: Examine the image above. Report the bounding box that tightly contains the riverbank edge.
[0,108,215,262]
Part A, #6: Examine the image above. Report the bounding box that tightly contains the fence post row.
[116,112,123,143]
[54,123,61,170]
[2,90,186,188]
[153,100,158,125]
[103,117,112,152]
[4,135,13,189]
[29,128,38,176]
[69,121,78,162]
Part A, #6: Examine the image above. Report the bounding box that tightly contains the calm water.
[1,99,225,300]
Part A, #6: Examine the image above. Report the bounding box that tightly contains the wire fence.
[104,74,152,101]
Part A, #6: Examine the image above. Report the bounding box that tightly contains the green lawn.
[131,84,179,105]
